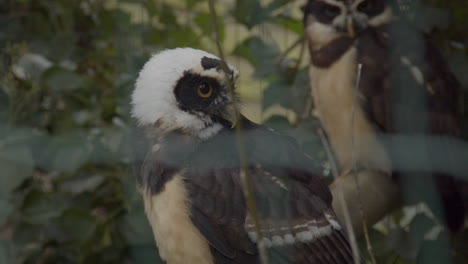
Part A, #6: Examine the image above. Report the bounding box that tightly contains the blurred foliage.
[0,0,466,263]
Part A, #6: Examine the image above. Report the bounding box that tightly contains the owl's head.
[303,0,393,47]
[131,48,239,139]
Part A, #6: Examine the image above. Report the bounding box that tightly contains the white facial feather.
[131,47,238,138]
[305,0,393,40]
[305,19,341,49]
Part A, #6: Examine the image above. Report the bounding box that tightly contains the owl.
[303,0,466,232]
[131,48,357,263]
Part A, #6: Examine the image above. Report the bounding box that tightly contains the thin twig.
[273,35,305,66]
[318,129,340,179]
[301,93,313,119]
[207,1,268,264]
[291,36,306,79]
[290,37,306,126]
[350,63,377,264]
[318,128,360,263]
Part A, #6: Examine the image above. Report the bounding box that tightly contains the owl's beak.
[220,104,238,128]
[346,16,355,38]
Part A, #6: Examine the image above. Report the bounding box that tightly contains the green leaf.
[121,205,155,245]
[167,27,201,49]
[233,0,290,29]
[46,33,78,61]
[0,86,9,111]
[0,241,12,264]
[233,36,280,76]
[417,238,452,264]
[60,174,105,195]
[289,68,310,114]
[447,52,468,88]
[185,0,202,8]
[0,141,34,198]
[99,9,131,33]
[12,53,53,81]
[59,209,97,244]
[24,11,53,38]
[0,15,21,44]
[274,16,303,35]
[21,191,67,224]
[45,132,90,172]
[233,0,269,29]
[43,1,74,33]
[385,228,419,260]
[262,115,291,132]
[128,245,162,264]
[358,228,395,262]
[293,117,323,150]
[12,221,44,245]
[42,67,83,91]
[195,12,225,42]
[0,199,14,224]
[409,213,435,241]
[158,4,178,27]
[422,6,451,30]
[262,78,290,109]
[392,208,406,224]
[265,0,290,11]
[262,67,309,111]
[87,126,129,164]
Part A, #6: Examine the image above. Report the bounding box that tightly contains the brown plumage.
[131,48,357,263]
[355,22,466,232]
[136,117,356,264]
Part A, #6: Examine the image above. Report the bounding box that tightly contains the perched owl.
[303,0,466,232]
[131,48,357,263]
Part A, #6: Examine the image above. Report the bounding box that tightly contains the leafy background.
[0,0,466,263]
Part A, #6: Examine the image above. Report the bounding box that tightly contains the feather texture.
[138,117,356,263]
[355,23,467,231]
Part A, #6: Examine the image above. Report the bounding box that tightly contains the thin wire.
[350,63,376,264]
[274,35,305,66]
[207,1,268,263]
[318,128,360,264]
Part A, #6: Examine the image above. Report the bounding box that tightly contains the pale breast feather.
[143,174,214,264]
[309,45,392,173]
[137,117,356,263]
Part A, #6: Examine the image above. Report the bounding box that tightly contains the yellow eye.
[197,82,213,98]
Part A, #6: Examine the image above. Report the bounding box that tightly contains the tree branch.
[208,1,268,263]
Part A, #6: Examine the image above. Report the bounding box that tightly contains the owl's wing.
[356,23,466,232]
[356,22,462,135]
[185,117,355,264]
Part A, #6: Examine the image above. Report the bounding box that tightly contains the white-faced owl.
[131,48,357,263]
[303,0,466,232]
